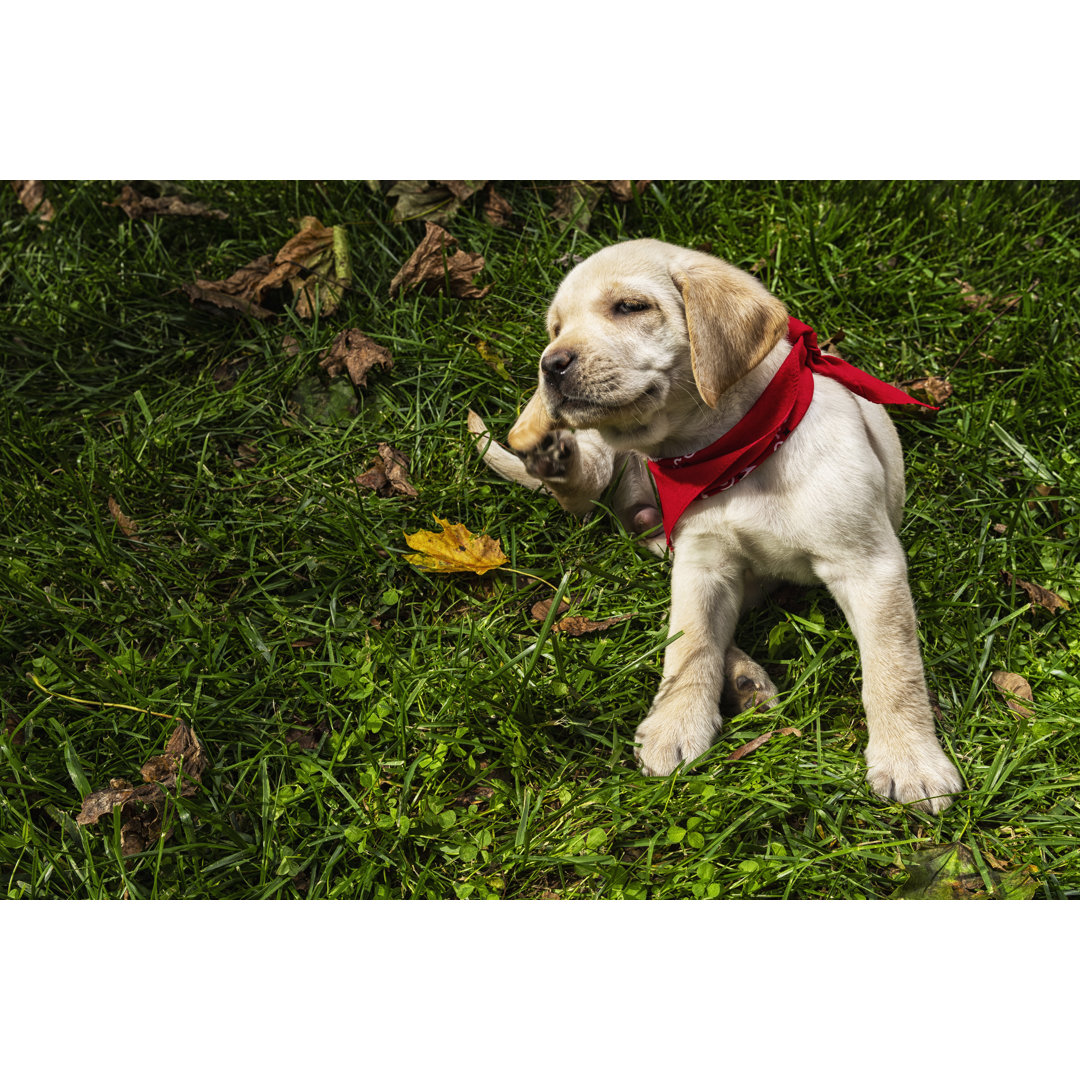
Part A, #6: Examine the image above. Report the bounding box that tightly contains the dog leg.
[608,453,664,554]
[634,542,743,774]
[814,541,963,814]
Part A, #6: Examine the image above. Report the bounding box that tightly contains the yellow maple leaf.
[403,516,508,575]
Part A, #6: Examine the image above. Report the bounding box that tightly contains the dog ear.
[508,388,557,451]
[672,258,789,409]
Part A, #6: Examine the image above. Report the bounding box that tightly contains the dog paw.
[865,740,963,815]
[634,709,722,777]
[519,429,576,480]
[721,657,778,715]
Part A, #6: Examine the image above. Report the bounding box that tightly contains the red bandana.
[647,317,935,546]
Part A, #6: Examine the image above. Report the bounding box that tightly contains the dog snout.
[541,348,577,380]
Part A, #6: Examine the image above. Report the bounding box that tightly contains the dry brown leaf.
[182,254,277,320]
[319,328,393,389]
[552,613,633,636]
[389,222,491,300]
[107,496,139,539]
[387,181,486,224]
[530,597,572,622]
[181,217,350,319]
[11,180,55,222]
[550,181,603,232]
[404,516,507,575]
[76,722,207,854]
[898,374,953,406]
[233,440,259,468]
[1003,571,1068,613]
[355,443,417,498]
[109,184,228,220]
[727,726,802,762]
[484,187,513,227]
[991,671,1034,719]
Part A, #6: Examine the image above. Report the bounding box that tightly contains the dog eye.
[615,300,649,314]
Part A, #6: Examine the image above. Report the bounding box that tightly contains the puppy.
[473,238,963,813]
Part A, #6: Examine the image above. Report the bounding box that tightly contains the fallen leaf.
[484,187,513,227]
[404,516,507,575]
[11,180,55,222]
[1003,570,1068,613]
[891,842,1037,900]
[991,671,1035,719]
[318,328,393,389]
[389,222,491,300]
[181,217,350,319]
[726,726,802,761]
[139,721,208,785]
[181,253,278,319]
[253,216,350,318]
[76,722,207,854]
[355,443,417,498]
[819,328,846,352]
[530,597,572,622]
[232,440,259,468]
[107,496,139,539]
[897,374,953,406]
[991,523,1008,536]
[386,181,486,225]
[551,613,633,636]
[550,181,603,232]
[108,183,228,220]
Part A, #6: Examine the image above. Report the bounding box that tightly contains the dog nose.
[541,349,576,378]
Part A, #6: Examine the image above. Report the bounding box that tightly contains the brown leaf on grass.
[552,613,633,636]
[550,181,603,232]
[819,328,846,352]
[898,374,953,406]
[107,496,139,539]
[109,184,228,220]
[1002,570,1068,613]
[181,217,350,319]
[11,180,55,222]
[727,726,802,762]
[389,222,491,300]
[318,328,393,389]
[182,254,277,320]
[232,441,259,468]
[484,187,513,227]
[991,671,1035,719]
[355,443,417,498]
[386,181,486,225]
[76,722,206,854]
[404,516,507,575]
[530,597,572,622]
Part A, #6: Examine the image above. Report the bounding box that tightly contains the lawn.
[2,179,1078,899]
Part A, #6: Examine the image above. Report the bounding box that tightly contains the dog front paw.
[520,429,577,480]
[634,709,722,776]
[865,739,963,815]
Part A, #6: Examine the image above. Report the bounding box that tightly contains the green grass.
[2,180,1078,900]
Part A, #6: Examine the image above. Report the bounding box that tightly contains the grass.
[1,179,1078,900]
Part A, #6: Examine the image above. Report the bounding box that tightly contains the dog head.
[508,238,788,453]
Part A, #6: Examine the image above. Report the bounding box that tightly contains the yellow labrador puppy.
[472,238,962,813]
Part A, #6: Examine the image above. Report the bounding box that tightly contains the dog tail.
[467,409,544,491]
